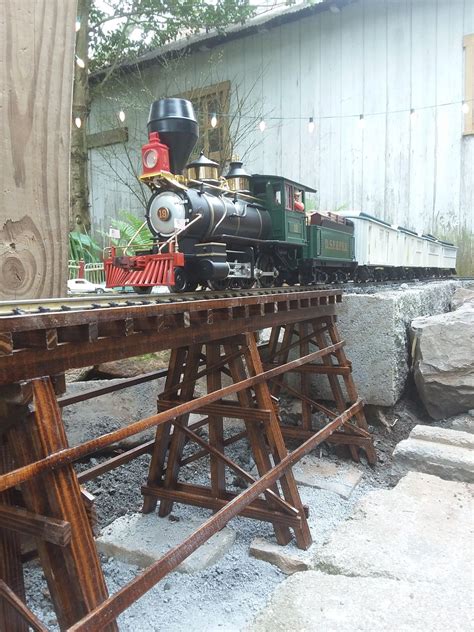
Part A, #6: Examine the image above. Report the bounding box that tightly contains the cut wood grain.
[0,0,76,299]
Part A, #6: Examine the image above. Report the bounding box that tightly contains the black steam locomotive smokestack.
[147,98,198,174]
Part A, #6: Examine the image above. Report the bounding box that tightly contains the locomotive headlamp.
[143,149,159,169]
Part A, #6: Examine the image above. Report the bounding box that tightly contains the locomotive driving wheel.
[256,254,277,288]
[170,268,198,293]
[207,278,231,291]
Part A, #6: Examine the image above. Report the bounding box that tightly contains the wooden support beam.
[0,505,71,547]
[0,342,346,494]
[0,580,47,632]
[157,399,273,422]
[0,440,27,632]
[6,378,117,631]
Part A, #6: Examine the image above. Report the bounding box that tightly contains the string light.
[74,117,82,128]
[75,20,81,32]
[105,95,474,130]
[118,110,126,122]
[75,56,85,69]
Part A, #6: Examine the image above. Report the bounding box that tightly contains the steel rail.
[0,285,328,317]
[0,274,460,317]
[0,342,345,494]
[67,399,362,632]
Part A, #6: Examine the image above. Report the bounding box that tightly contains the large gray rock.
[393,424,474,482]
[289,280,462,406]
[451,287,474,310]
[250,571,473,632]
[315,472,473,583]
[411,306,474,419]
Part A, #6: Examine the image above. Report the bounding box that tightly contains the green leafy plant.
[69,231,103,263]
[107,211,154,252]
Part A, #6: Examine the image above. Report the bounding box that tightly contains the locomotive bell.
[186,151,219,183]
[224,160,251,193]
[147,98,198,174]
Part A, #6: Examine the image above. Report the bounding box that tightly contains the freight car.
[104,98,457,293]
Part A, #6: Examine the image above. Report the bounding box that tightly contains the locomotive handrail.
[157,213,203,253]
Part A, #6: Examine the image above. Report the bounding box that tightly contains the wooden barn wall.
[89,0,474,271]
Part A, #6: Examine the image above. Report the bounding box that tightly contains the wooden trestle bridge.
[0,287,376,631]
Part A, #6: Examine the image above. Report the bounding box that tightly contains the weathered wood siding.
[0,0,76,299]
[89,0,474,270]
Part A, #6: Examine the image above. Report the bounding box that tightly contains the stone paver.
[292,456,363,499]
[315,472,473,583]
[97,513,235,573]
[249,537,311,575]
[250,571,473,632]
[393,424,474,482]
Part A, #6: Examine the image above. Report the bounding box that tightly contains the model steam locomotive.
[104,98,457,293]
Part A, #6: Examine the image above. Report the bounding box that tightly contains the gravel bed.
[23,395,426,631]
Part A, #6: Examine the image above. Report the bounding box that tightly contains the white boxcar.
[339,212,399,267]
[439,241,458,270]
[338,213,457,271]
[423,234,442,268]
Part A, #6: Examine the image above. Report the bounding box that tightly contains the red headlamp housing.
[141,131,170,177]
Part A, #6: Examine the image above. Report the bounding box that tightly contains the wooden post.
[7,379,117,631]
[0,0,76,299]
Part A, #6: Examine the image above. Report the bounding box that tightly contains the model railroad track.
[0,276,462,317]
[0,285,325,317]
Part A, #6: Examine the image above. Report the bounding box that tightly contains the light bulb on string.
[74,117,82,128]
[462,101,470,114]
[259,119,266,132]
[75,20,81,32]
[210,113,217,128]
[118,110,126,123]
[357,114,365,129]
[308,117,315,133]
[76,56,85,69]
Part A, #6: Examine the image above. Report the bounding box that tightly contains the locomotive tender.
[104,98,457,293]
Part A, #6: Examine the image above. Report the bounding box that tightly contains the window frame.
[178,80,231,164]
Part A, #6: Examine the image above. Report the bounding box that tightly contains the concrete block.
[393,425,474,482]
[62,378,165,449]
[315,472,473,583]
[249,537,311,575]
[97,513,235,573]
[292,456,363,499]
[250,571,473,632]
[291,280,462,406]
